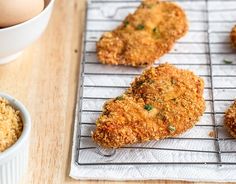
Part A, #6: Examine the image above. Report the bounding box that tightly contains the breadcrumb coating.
[224,100,236,138]
[230,25,236,48]
[92,64,205,148]
[0,97,23,152]
[96,0,188,67]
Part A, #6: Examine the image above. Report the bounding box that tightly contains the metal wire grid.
[74,0,236,166]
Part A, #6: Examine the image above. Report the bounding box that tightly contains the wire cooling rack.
[74,0,236,166]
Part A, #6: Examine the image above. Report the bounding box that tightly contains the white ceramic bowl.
[0,0,55,64]
[0,93,31,184]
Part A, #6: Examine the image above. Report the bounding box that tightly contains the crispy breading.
[92,64,205,148]
[230,25,236,48]
[96,0,188,67]
[224,100,236,138]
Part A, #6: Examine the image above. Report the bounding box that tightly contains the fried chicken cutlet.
[224,100,236,138]
[92,64,205,148]
[230,25,236,48]
[96,0,188,67]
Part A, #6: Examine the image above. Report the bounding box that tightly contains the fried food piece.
[230,25,236,48]
[224,100,236,138]
[92,64,205,148]
[96,0,188,67]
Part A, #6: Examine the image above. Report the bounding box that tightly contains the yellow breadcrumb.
[0,97,23,152]
[92,64,205,148]
[96,0,188,67]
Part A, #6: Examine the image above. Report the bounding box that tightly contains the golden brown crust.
[230,25,236,48]
[224,100,236,138]
[92,64,205,148]
[96,0,188,67]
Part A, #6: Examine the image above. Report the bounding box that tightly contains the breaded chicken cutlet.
[230,25,236,48]
[92,64,205,148]
[224,100,236,138]
[96,0,188,67]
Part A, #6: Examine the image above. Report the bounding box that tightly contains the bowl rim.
[0,92,31,160]
[0,0,55,32]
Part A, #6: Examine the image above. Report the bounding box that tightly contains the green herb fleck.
[115,96,124,101]
[152,27,161,39]
[124,20,129,27]
[168,124,176,132]
[135,80,144,88]
[144,104,153,111]
[146,4,154,9]
[136,24,145,30]
[223,59,233,64]
[141,2,153,9]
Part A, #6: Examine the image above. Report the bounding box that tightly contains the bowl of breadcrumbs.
[0,93,31,184]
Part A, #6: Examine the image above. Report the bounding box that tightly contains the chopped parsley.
[141,2,154,9]
[135,80,144,88]
[223,59,233,64]
[124,20,129,27]
[168,124,176,132]
[144,104,153,111]
[136,24,145,30]
[152,27,161,38]
[115,96,124,101]
[146,4,154,9]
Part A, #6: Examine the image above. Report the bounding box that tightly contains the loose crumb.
[0,97,23,152]
[208,131,215,138]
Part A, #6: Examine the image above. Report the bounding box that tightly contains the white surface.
[0,93,31,184]
[70,0,236,181]
[0,0,55,64]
